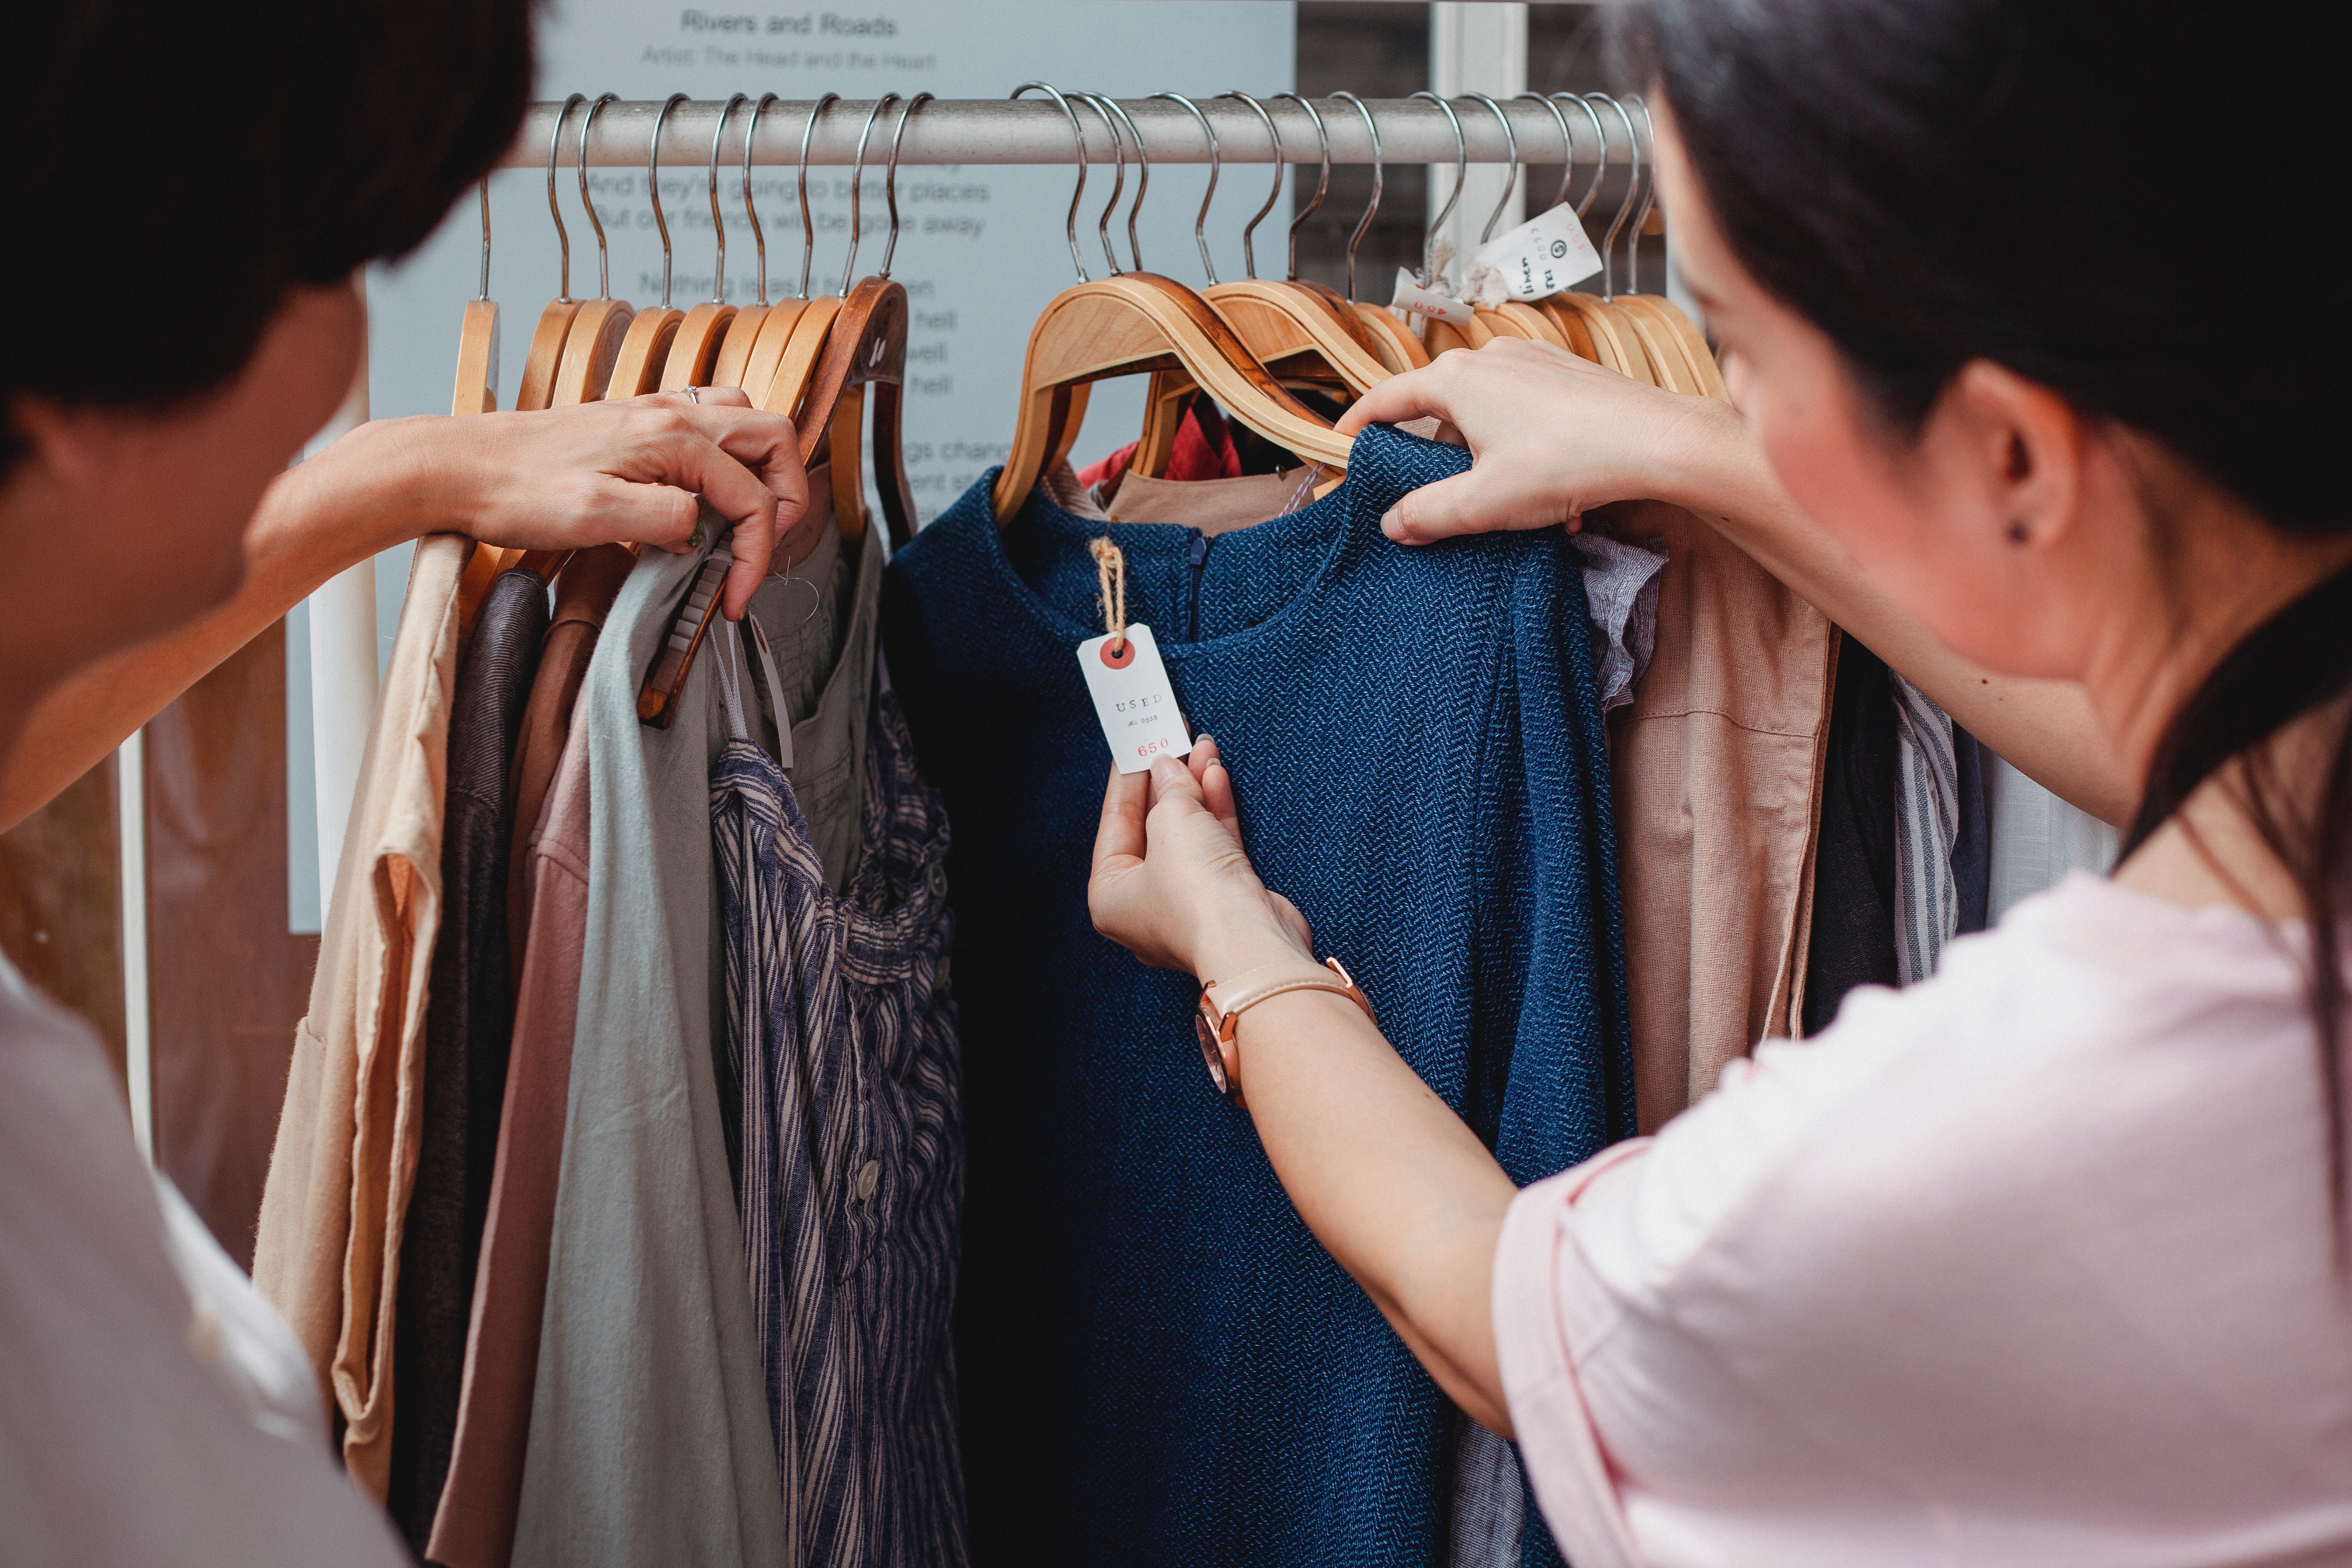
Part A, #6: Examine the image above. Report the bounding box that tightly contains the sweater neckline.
[958,424,1424,662]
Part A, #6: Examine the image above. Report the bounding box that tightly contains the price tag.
[1471,205,1603,299]
[1076,623,1193,773]
[1390,268,1476,326]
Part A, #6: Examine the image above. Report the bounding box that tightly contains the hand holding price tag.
[1471,206,1603,300]
[1077,624,1193,773]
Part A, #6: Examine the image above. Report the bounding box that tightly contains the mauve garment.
[390,567,547,1553]
[426,710,594,1568]
[503,544,633,970]
[1495,873,2352,1567]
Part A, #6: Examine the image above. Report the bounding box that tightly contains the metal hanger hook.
[1585,94,1641,299]
[578,93,618,299]
[1514,92,1576,213]
[1092,96,1150,273]
[1152,93,1220,285]
[1071,95,1127,276]
[1624,95,1659,296]
[1220,93,1281,281]
[710,93,748,303]
[880,92,931,279]
[1273,93,1330,282]
[649,93,687,308]
[796,92,838,299]
[1011,83,1089,284]
[1461,92,1519,245]
[545,92,584,301]
[477,179,493,302]
[743,93,778,305]
[1327,92,1381,302]
[1552,94,1608,217]
[841,93,898,288]
[1408,90,1466,286]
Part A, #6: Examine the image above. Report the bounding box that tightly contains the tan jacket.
[252,534,468,1496]
[1594,500,1835,1130]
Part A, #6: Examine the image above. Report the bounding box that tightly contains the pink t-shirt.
[1495,872,2352,1567]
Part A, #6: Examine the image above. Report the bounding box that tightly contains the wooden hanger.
[454,178,511,625]
[551,93,634,407]
[606,95,690,400]
[661,93,752,391]
[1612,95,1730,400]
[515,93,587,413]
[763,91,907,420]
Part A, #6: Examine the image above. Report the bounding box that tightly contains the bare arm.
[1339,343,2132,825]
[1088,743,1519,1433]
[0,391,806,831]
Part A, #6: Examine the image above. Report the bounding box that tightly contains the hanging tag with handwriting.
[1076,624,1193,774]
[1390,268,1476,326]
[1471,205,1603,299]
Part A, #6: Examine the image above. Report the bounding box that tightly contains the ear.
[1925,359,2087,553]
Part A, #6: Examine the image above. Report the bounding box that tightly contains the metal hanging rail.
[495,95,1639,168]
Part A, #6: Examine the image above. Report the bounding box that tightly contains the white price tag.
[1076,623,1193,773]
[1390,268,1476,326]
[1471,205,1603,299]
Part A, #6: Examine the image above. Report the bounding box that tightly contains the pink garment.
[1494,872,2352,1568]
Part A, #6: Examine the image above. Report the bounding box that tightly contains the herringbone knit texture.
[880,423,1632,1568]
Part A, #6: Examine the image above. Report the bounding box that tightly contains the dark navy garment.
[880,424,1633,1568]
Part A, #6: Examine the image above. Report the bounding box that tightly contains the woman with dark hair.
[1091,2,2352,1563]
[0,3,804,1560]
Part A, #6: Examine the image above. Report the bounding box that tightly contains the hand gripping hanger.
[659,93,746,389]
[515,92,586,411]
[608,93,690,397]
[1328,91,1430,372]
[737,91,846,405]
[988,83,1349,523]
[710,92,784,388]
[1198,93,1390,395]
[550,93,637,406]
[638,93,925,729]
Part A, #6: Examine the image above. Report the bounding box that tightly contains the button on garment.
[710,622,964,1568]
[882,423,1633,1568]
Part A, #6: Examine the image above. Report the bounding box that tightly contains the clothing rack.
[495,95,1643,168]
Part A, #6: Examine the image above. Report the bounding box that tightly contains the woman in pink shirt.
[1089,2,2352,1563]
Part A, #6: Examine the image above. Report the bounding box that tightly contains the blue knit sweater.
[880,423,1633,1568]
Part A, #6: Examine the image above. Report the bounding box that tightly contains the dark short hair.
[5,0,535,477]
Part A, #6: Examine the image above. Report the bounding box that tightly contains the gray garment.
[1572,533,1668,712]
[1987,752,2118,922]
[511,528,789,1568]
[1449,1421,1527,1568]
[1890,672,1959,985]
[735,516,883,894]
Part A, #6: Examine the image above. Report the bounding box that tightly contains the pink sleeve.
[1491,1141,1653,1568]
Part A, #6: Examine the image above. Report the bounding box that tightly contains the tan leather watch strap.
[1204,958,1375,1034]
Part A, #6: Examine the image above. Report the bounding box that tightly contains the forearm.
[0,419,443,830]
[1205,927,1519,1433]
[1651,401,2132,825]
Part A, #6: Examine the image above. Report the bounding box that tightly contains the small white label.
[1076,623,1193,774]
[1472,205,1603,299]
[1390,268,1476,326]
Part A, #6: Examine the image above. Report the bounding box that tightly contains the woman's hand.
[332,387,807,620]
[1088,737,1316,983]
[1336,336,1744,545]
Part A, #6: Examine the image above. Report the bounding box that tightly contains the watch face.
[1194,1009,1231,1096]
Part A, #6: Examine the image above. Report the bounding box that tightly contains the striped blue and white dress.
[710,622,965,1568]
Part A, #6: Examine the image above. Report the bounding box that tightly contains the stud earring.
[2006,521,2029,544]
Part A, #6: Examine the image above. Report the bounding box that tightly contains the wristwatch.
[1194,957,1376,1107]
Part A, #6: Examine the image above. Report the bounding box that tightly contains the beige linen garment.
[1591,499,1835,1131]
[253,532,469,1496]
